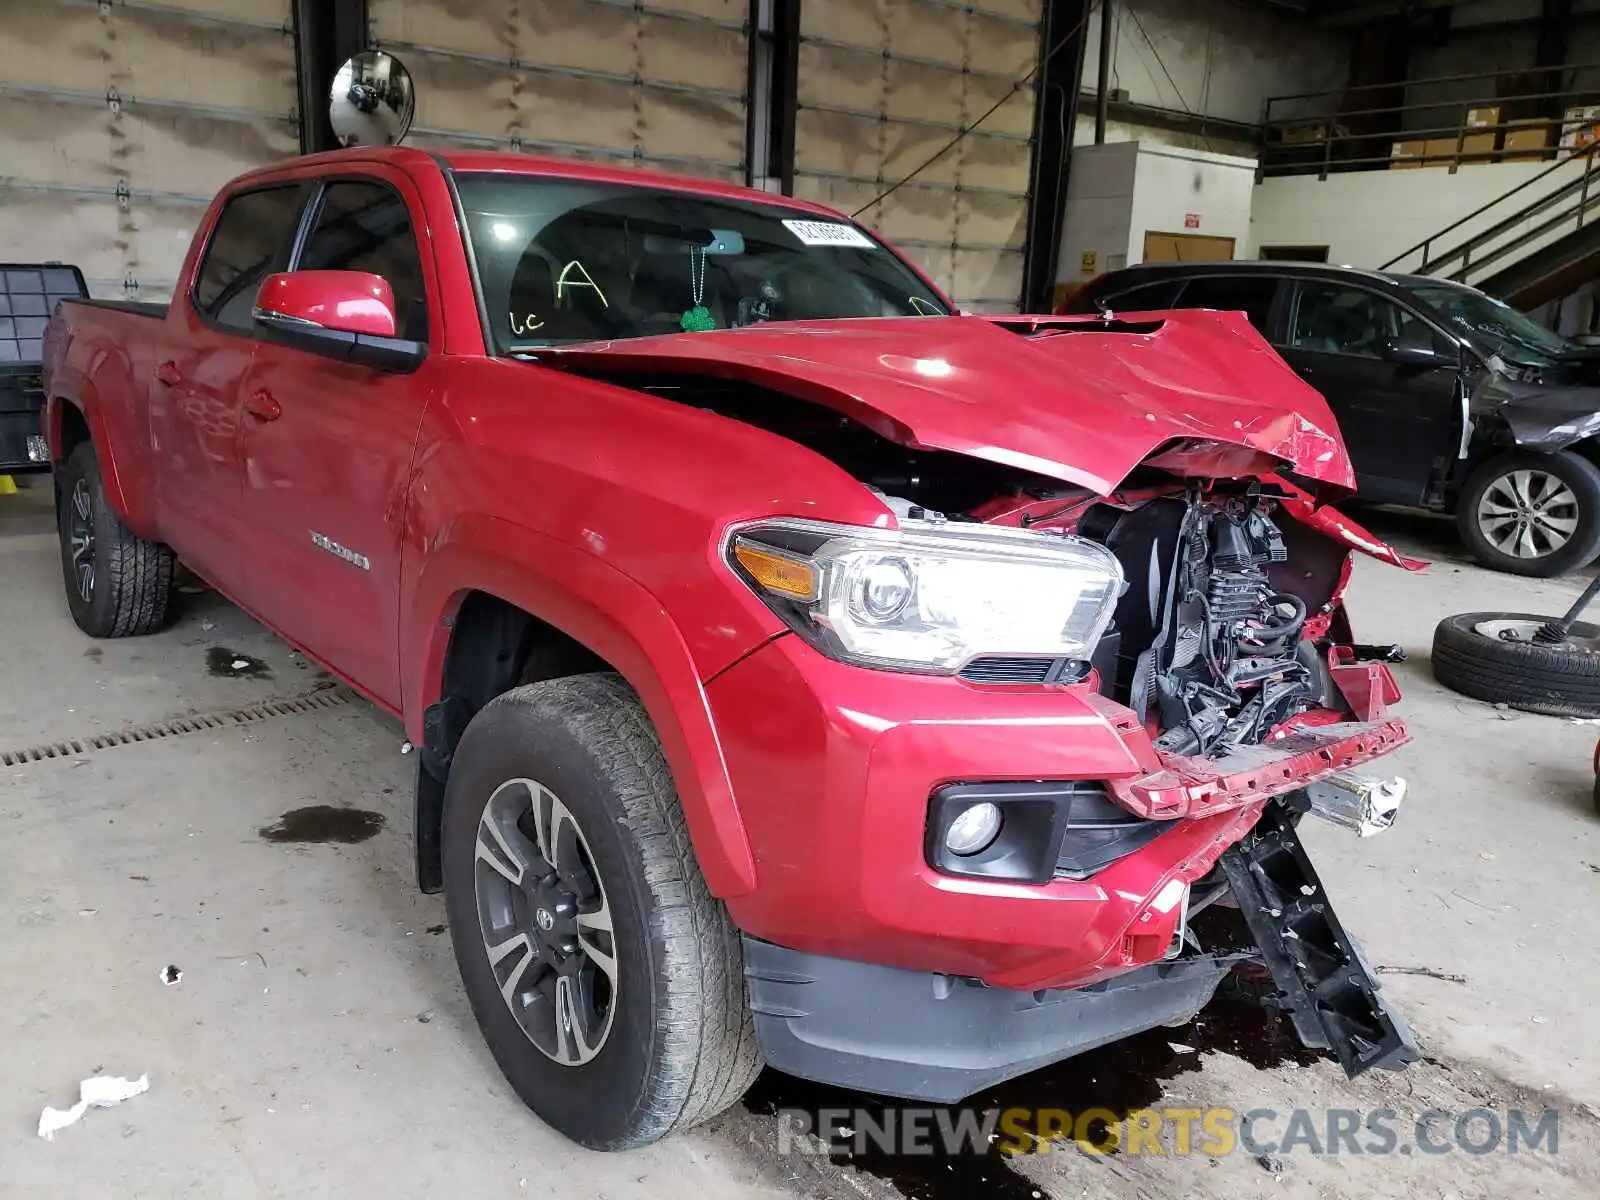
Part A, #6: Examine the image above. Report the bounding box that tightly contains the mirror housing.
[1382,338,1454,368]
[253,271,424,372]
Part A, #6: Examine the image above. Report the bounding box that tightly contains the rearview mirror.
[253,271,425,372]
[1382,339,1454,368]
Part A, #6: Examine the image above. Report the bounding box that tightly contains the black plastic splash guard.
[1219,801,1420,1078]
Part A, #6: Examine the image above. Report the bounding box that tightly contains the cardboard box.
[1279,121,1327,144]
[1417,135,1494,166]
[1421,137,1457,166]
[1502,119,1554,161]
[1390,138,1427,169]
[1465,105,1501,129]
[1561,105,1600,149]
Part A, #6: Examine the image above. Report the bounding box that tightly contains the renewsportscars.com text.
[775,1105,1561,1159]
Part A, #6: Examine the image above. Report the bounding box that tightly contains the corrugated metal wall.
[367,0,749,182]
[791,0,1043,312]
[0,1,1044,308]
[0,0,300,300]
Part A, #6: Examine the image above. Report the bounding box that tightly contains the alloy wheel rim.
[1476,469,1580,560]
[68,478,96,602]
[473,778,617,1066]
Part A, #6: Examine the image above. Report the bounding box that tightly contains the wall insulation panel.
[368,0,749,182]
[0,0,299,299]
[794,0,1042,311]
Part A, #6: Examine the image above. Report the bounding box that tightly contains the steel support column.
[293,0,370,154]
[747,0,800,193]
[1021,0,1092,314]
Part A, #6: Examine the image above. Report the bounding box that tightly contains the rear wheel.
[441,674,760,1149]
[55,442,176,637]
[1457,450,1600,577]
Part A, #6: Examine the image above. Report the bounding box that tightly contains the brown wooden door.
[1142,232,1237,263]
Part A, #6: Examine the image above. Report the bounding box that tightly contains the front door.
[1275,280,1461,506]
[235,174,434,708]
[148,184,306,593]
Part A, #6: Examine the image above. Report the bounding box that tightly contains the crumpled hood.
[544,312,1356,493]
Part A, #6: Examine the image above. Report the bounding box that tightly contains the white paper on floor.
[37,1073,150,1140]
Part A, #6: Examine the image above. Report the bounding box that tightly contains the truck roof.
[230,145,847,220]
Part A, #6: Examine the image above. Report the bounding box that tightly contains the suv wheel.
[56,441,177,636]
[1457,450,1600,577]
[441,674,761,1149]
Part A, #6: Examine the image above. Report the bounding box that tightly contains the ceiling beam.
[1316,2,1456,28]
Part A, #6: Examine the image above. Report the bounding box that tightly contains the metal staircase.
[1378,143,1600,310]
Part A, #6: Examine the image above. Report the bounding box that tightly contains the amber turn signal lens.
[734,542,818,600]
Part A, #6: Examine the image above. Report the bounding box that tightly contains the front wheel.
[1456,450,1600,577]
[441,674,761,1150]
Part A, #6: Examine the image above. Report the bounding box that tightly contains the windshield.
[1410,282,1574,366]
[453,173,950,353]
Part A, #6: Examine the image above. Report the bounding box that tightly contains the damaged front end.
[547,315,1423,1079]
[989,480,1419,1077]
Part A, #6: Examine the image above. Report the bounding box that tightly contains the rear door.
[1166,273,1283,337]
[149,184,307,592]
[235,170,435,708]
[1275,280,1460,505]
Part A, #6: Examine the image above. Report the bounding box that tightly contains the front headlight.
[728,518,1124,673]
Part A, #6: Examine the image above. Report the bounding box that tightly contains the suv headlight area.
[728,518,1124,674]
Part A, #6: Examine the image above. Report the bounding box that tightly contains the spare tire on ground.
[1432,612,1600,717]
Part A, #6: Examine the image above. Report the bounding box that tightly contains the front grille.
[960,655,1088,684]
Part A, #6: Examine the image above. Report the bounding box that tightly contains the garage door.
[791,0,1042,312]
[0,0,300,301]
[368,0,748,183]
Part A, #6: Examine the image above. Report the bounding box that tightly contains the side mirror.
[253,271,424,372]
[1382,338,1453,368]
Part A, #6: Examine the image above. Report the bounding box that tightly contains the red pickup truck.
[42,147,1419,1149]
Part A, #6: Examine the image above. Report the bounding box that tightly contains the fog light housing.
[26,434,49,464]
[943,802,1002,856]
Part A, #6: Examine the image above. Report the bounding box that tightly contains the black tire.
[56,441,176,637]
[1456,450,1600,577]
[1432,611,1600,717]
[441,673,760,1150]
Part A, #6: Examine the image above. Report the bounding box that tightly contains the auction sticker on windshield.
[783,219,875,248]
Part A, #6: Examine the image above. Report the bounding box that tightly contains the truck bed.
[62,297,169,320]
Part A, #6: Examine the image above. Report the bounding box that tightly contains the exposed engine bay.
[1106,493,1326,758]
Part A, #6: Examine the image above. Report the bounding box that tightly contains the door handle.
[244,389,282,422]
[154,360,183,387]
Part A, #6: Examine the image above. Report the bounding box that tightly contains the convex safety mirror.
[330,51,415,147]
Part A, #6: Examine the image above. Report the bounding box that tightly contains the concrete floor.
[2,478,1598,1199]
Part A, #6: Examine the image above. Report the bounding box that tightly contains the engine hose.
[1240,592,1307,649]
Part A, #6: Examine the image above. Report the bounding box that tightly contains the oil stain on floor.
[206,647,272,679]
[742,994,1327,1200]
[258,805,385,844]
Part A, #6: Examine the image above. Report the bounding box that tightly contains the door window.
[192,186,306,332]
[297,181,428,342]
[1287,282,1448,358]
[1101,280,1183,310]
[1170,275,1279,333]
